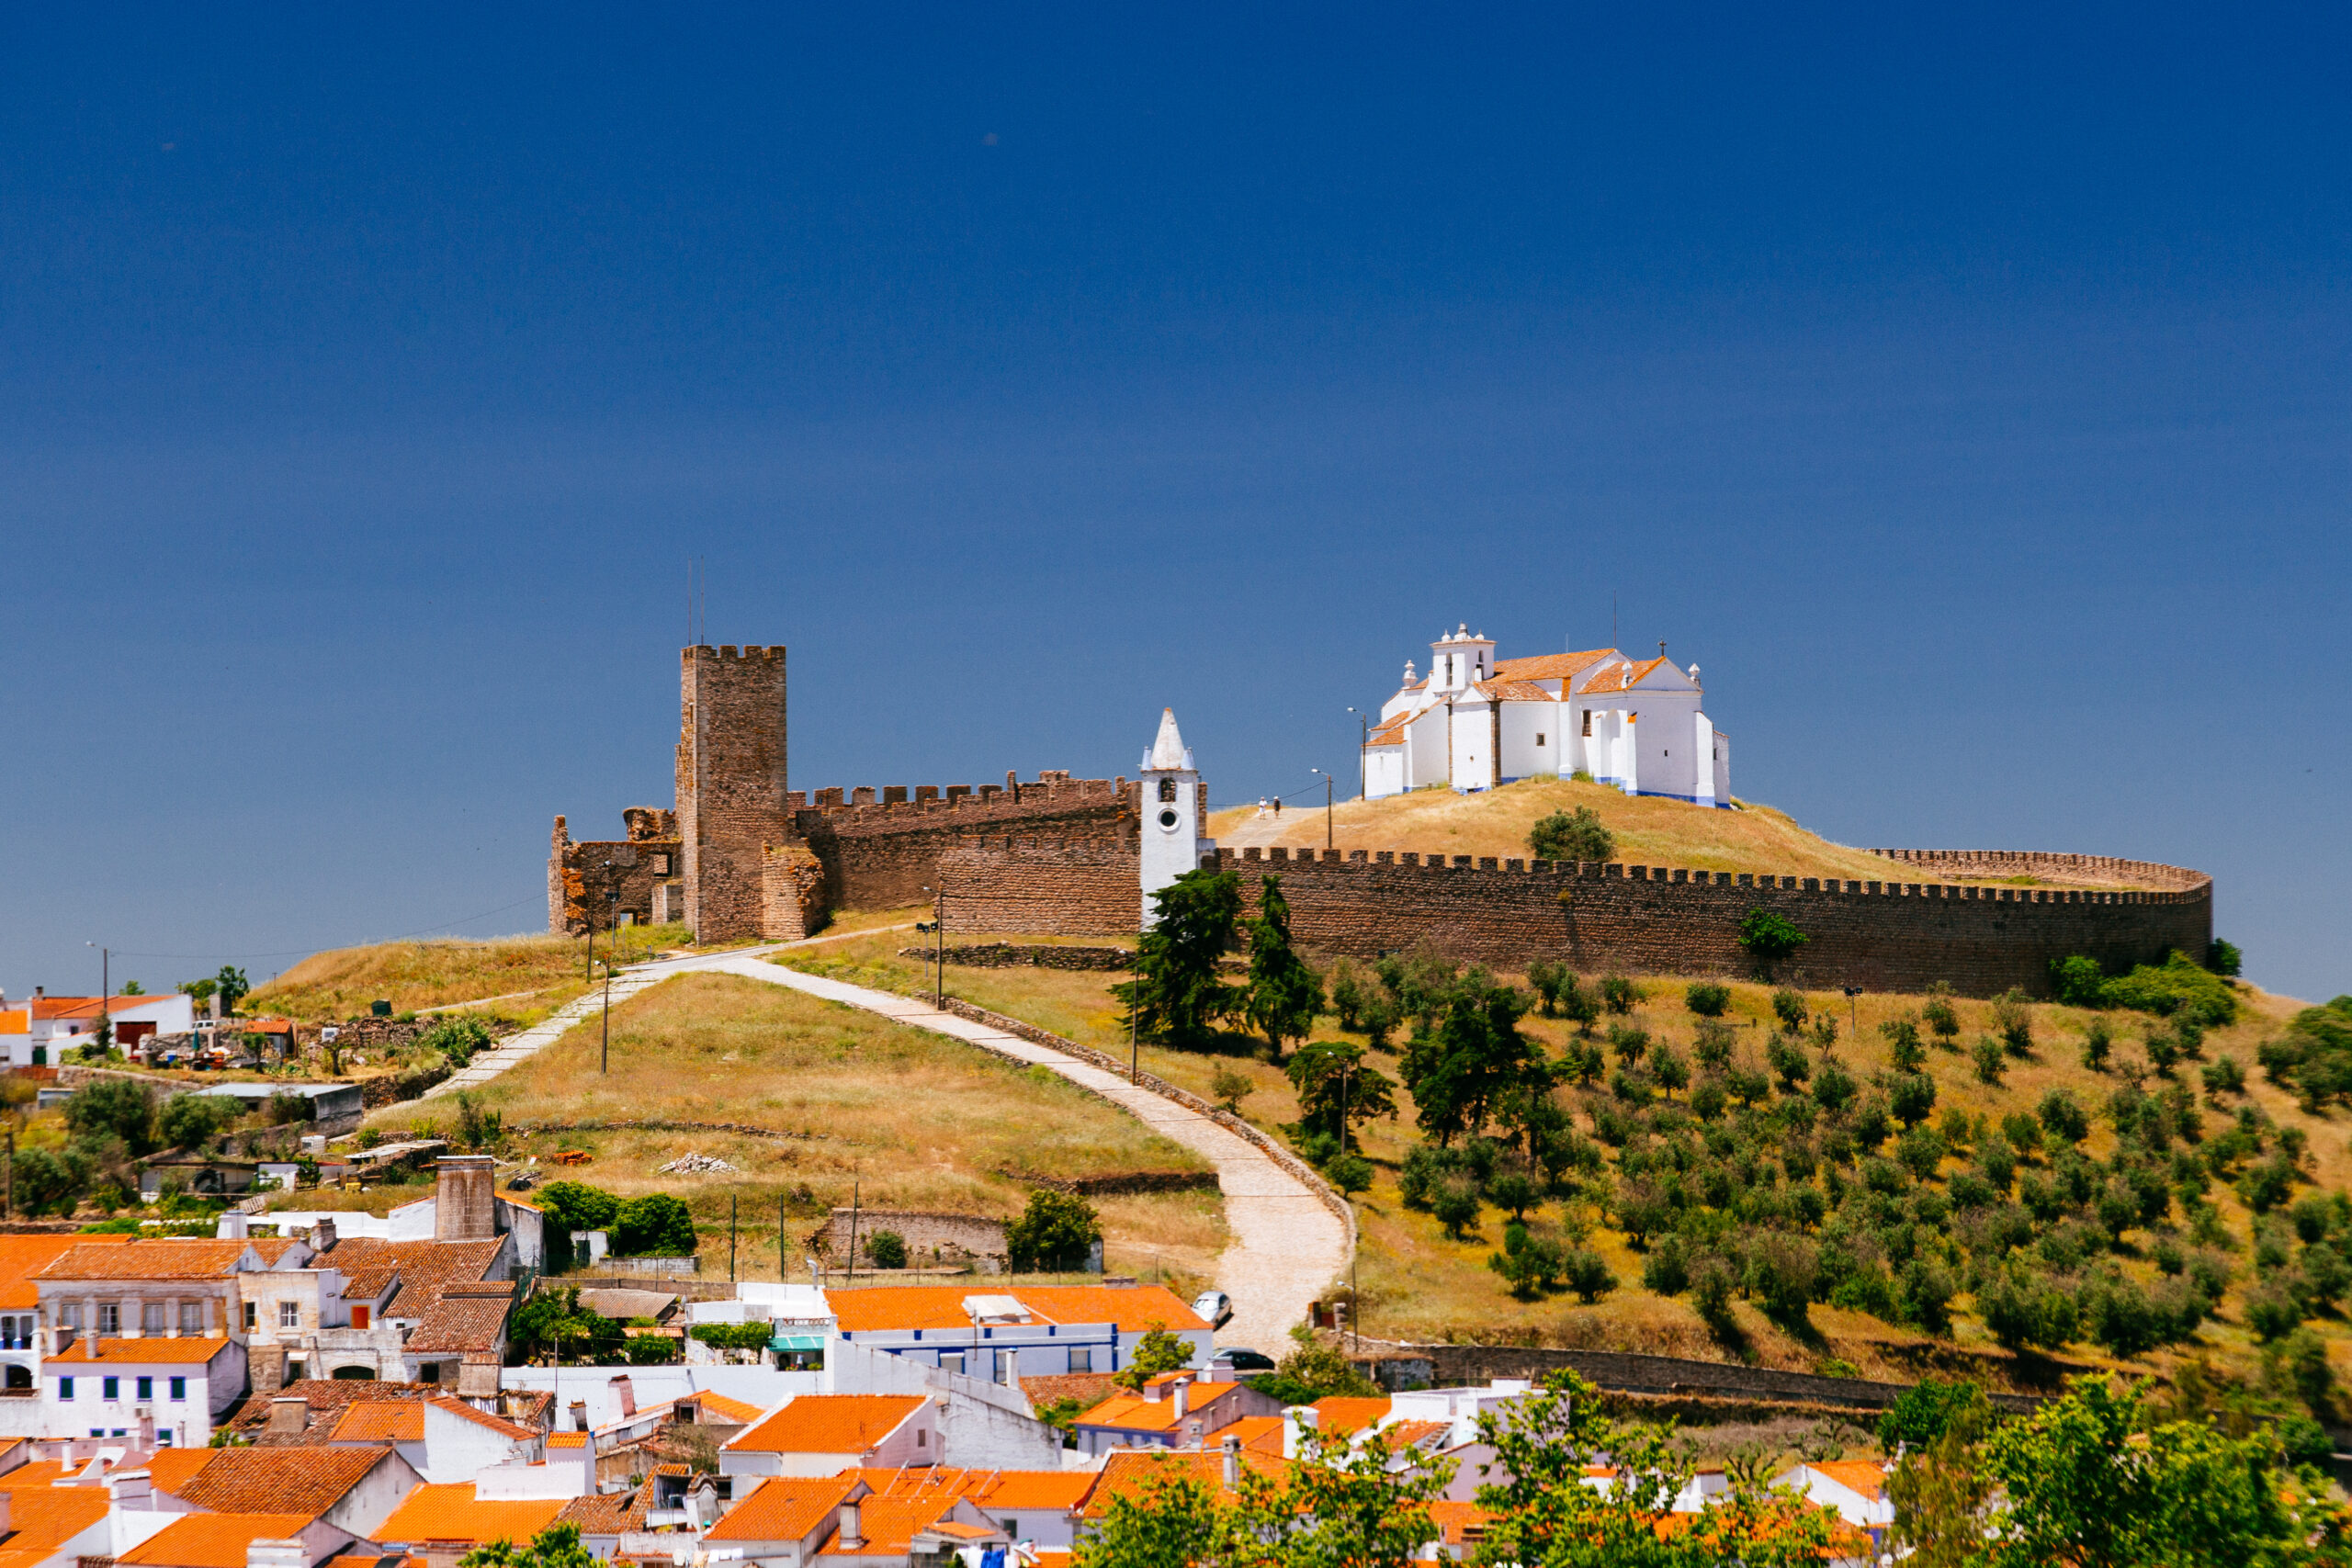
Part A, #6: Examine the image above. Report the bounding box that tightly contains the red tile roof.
[1309,1396,1391,1436]
[677,1390,769,1426]
[0,1235,128,1309]
[812,1495,961,1558]
[405,1280,513,1354]
[39,1239,254,1280]
[1494,649,1619,682]
[171,1444,397,1517]
[727,1395,925,1456]
[1202,1415,1285,1455]
[331,1403,425,1443]
[378,1484,566,1547]
[118,1514,318,1568]
[707,1475,862,1543]
[1080,1450,1287,1517]
[827,1284,1204,1334]
[316,1239,503,1317]
[49,1337,236,1365]
[145,1448,217,1496]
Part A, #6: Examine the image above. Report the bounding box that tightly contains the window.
[278,1302,300,1329]
[285,1360,306,1382]
[1581,710,1593,737]
[169,1377,187,1403]
[102,1377,119,1401]
[915,1428,927,1450]
[157,1432,173,1447]
[939,1351,964,1374]
[1067,1348,1092,1374]
[351,1305,370,1329]
[142,1303,166,1334]
[179,1303,203,1333]
[136,1377,153,1402]
[1535,733,1545,747]
[243,1302,257,1331]
[58,1378,73,1401]
[651,853,671,875]
[87,1428,103,1438]
[97,1304,119,1335]
[60,1305,82,1332]
[1157,778,1178,803]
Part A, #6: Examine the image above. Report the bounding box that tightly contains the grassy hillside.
[775,919,2343,1404]
[1211,776,2181,889]
[361,971,1225,1291]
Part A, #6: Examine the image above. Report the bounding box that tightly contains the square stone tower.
[676,644,791,942]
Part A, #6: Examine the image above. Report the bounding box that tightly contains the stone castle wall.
[795,773,1135,910]
[550,811,684,935]
[941,839,2211,998]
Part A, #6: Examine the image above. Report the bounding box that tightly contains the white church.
[1360,626,1731,806]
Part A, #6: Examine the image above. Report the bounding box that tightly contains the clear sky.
[2,6,2345,1001]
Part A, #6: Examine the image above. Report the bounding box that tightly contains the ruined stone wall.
[676,645,791,942]
[797,774,1135,910]
[806,1209,1008,1268]
[761,842,827,941]
[940,840,2211,998]
[550,817,684,935]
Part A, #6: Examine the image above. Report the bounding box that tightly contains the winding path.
[425,938,1351,1349]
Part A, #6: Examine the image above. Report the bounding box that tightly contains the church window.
[1157,779,1178,803]
[1581,711,1593,737]
[1535,734,1544,746]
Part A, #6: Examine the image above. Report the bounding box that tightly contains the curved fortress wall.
[941,840,2211,998]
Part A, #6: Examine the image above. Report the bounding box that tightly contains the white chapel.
[1360,626,1731,806]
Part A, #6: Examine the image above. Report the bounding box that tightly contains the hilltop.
[1211,776,2179,890]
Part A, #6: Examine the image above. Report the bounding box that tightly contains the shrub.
[1649,1044,1690,1099]
[2246,1285,2305,1343]
[1488,1224,1566,1299]
[1328,958,1368,1029]
[1607,1022,1650,1066]
[1771,988,1808,1031]
[1766,1035,1811,1092]
[1992,989,2035,1055]
[1811,1058,1857,1114]
[1737,909,1809,975]
[1598,976,1640,1015]
[1641,1234,1692,1294]
[64,1079,156,1156]
[2038,1089,2089,1145]
[623,1333,682,1364]
[2208,939,2245,978]
[1564,1248,1618,1303]
[1693,1020,1735,1072]
[1007,1190,1102,1270]
[156,1093,232,1154]
[2104,951,2239,1026]
[613,1194,697,1258]
[1431,1179,1482,1240]
[1922,988,1961,1049]
[1880,1015,1926,1072]
[1209,1066,1253,1112]
[1689,1077,1728,1122]
[1530,806,1615,864]
[1888,1073,1937,1129]
[1972,1037,2006,1086]
[538,1180,621,1237]
[2051,954,2108,1008]
[2081,1017,2114,1071]
[1894,1124,1945,1181]
[1876,1377,1984,1450]
[864,1230,907,1269]
[1745,1233,1819,1324]
[1897,1257,1957,1334]
[420,1016,495,1068]
[1691,1255,1739,1334]
[1684,982,1730,1018]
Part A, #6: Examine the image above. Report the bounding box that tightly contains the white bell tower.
[1138,707,1213,926]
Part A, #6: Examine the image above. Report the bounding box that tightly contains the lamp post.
[1346,707,1368,801]
[1309,769,1334,851]
[920,886,944,1007]
[1842,985,1862,1040]
[85,943,108,1052]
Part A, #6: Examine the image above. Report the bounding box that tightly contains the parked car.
[1193,1290,1235,1328]
[1211,1347,1275,1373]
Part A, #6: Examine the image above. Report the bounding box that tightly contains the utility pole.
[779,1195,787,1286]
[846,1181,860,1285]
[86,944,108,1052]
[934,886,944,1007]
[1346,708,1368,801]
[729,1194,738,1282]
[599,958,613,1075]
[1844,986,1862,1038]
[1313,768,1333,849]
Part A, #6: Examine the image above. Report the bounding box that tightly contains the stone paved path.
[421,933,1351,1347]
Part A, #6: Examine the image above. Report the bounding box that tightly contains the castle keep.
[552,641,2211,998]
[550,644,1153,942]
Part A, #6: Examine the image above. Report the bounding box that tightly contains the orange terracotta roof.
[39,1239,254,1280]
[812,1495,959,1557]
[707,1475,862,1543]
[333,1403,425,1443]
[1482,680,1557,703]
[546,1432,588,1450]
[679,1390,769,1426]
[1494,649,1617,682]
[1365,715,1410,746]
[0,1235,127,1310]
[1072,1382,1245,1435]
[0,1010,24,1036]
[1081,1450,1288,1518]
[49,1337,236,1365]
[1425,1500,1494,1547]
[172,1444,395,1517]
[0,1461,75,1491]
[221,1379,443,1438]
[119,1513,318,1568]
[145,1447,217,1496]
[1379,1418,1449,1449]
[31,996,172,1021]
[1309,1396,1391,1436]
[316,1239,503,1318]
[969,1472,1097,1511]
[248,1238,304,1266]
[0,1479,110,1559]
[555,1472,671,1536]
[727,1394,924,1455]
[405,1280,514,1354]
[1576,655,1672,695]
[1202,1416,1285,1455]
[827,1284,1204,1334]
[378,1484,566,1547]
[1808,1460,1889,1502]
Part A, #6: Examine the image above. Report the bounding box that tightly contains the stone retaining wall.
[1351,1339,2041,1413]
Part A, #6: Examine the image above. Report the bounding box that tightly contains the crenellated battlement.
[1866,847,2208,894]
[789,772,1125,820]
[684,643,786,664]
[1195,845,2212,908]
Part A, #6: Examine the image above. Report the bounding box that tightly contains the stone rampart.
[796,774,1135,910]
[939,839,2211,998]
[550,816,684,935]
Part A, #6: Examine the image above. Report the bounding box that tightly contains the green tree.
[510,1288,620,1364]
[1071,1468,1225,1568]
[612,1193,696,1257]
[213,965,251,1015]
[864,1230,907,1269]
[118,981,143,996]
[9,1147,85,1216]
[155,1092,232,1153]
[1683,981,1729,1017]
[421,1016,495,1068]
[1530,806,1614,864]
[64,1078,157,1156]
[1285,1042,1396,1143]
[1117,869,1242,1045]
[1977,1377,2335,1568]
[1400,976,1539,1145]
[537,1180,621,1238]
[459,1523,598,1568]
[1736,909,1809,977]
[1209,1066,1254,1113]
[1114,1322,1197,1391]
[1231,1422,1456,1568]
[1243,876,1322,1053]
[1006,1189,1101,1270]
[1885,1382,1997,1568]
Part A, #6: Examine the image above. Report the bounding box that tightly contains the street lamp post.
[1346,707,1369,801]
[1309,769,1334,850]
[85,943,108,1052]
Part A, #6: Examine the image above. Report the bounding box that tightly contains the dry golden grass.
[252,929,676,1023]
[362,970,1223,1291]
[1210,776,2180,889]
[775,919,2337,1393]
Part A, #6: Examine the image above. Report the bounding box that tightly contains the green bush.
[1006,1190,1102,1270]
[538,1180,620,1237]
[1770,988,1808,1030]
[613,1194,697,1258]
[421,1016,496,1068]
[1529,806,1615,864]
[2102,952,2239,1027]
[1684,982,1730,1018]
[865,1230,908,1269]
[623,1333,682,1365]
[1737,909,1809,974]
[691,1322,776,1351]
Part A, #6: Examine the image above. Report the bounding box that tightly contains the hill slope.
[1211,776,2180,890]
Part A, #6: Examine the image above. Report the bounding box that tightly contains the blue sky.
[2,6,2345,1000]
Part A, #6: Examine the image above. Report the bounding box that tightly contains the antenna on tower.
[1612,593,1618,652]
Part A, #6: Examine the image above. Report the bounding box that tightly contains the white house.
[43,1336,243,1447]
[0,992,197,1066]
[1362,626,1730,807]
[1772,1459,1893,1556]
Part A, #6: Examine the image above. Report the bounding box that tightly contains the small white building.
[0,991,197,1066]
[44,1336,243,1447]
[1138,708,1217,925]
[1362,626,1730,807]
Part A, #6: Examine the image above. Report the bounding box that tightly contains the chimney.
[435,1156,498,1242]
[110,1469,153,1509]
[312,1218,336,1251]
[611,1375,635,1418]
[137,1409,155,1450]
[568,1400,589,1433]
[838,1501,863,1551]
[267,1396,308,1437]
[1222,1434,1239,1489]
[1171,1379,1189,1421]
[247,1541,307,1568]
